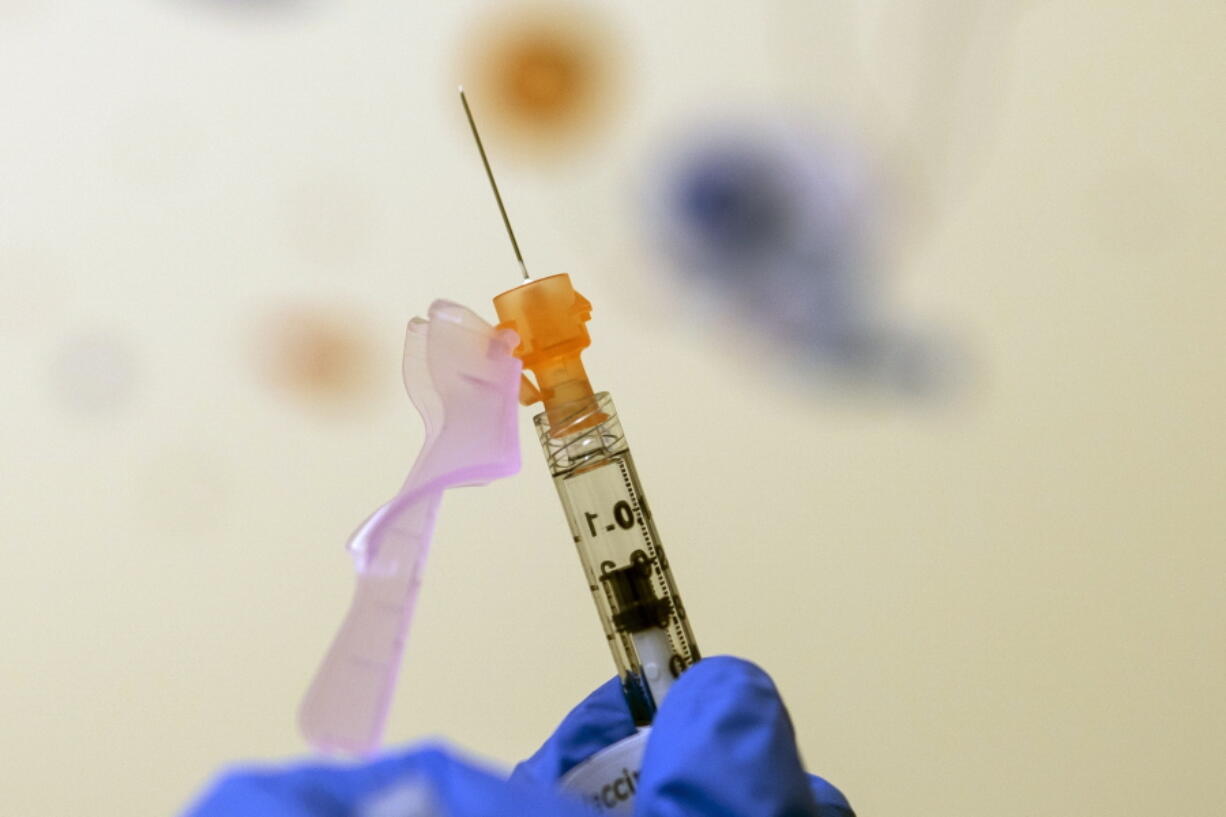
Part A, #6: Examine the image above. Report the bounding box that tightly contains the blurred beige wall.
[2,2,1223,815]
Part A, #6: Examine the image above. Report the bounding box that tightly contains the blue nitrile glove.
[183,656,852,816]
[182,745,594,817]
[513,656,853,816]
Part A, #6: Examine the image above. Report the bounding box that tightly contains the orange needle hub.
[493,273,601,432]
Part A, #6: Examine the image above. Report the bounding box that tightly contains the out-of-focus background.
[2,1,1223,815]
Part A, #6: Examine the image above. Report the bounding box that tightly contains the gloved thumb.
[634,656,852,817]
[509,676,637,789]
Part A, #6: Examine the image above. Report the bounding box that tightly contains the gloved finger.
[808,773,854,815]
[183,743,595,817]
[635,656,854,817]
[509,676,638,788]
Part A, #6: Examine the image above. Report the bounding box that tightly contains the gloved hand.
[183,656,853,816]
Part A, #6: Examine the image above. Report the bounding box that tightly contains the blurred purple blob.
[648,121,961,396]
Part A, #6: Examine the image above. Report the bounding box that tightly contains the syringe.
[461,89,700,723]
[494,275,700,722]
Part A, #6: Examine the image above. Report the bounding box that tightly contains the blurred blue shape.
[647,120,964,398]
[678,152,794,264]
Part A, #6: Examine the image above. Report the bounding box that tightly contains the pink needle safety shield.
[298,300,522,756]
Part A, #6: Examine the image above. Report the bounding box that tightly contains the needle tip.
[460,89,529,278]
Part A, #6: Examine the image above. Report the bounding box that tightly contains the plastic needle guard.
[298,300,523,756]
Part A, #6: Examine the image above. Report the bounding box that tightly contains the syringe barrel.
[535,392,700,724]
